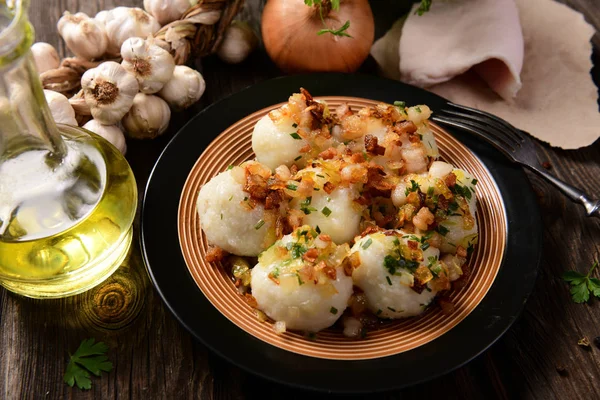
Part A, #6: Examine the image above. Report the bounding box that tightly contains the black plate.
[141,73,542,393]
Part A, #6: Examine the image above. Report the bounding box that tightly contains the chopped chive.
[294,155,302,161]
[296,273,304,285]
[415,106,422,113]
[314,188,320,191]
[292,123,298,128]
[394,101,405,108]
[376,309,382,316]
[243,196,248,201]
[228,195,233,201]
[330,307,338,315]
[254,219,265,230]
[321,207,332,217]
[286,183,298,191]
[386,276,392,285]
[220,213,223,220]
[316,174,325,178]
[315,226,321,234]
[392,238,400,246]
[471,178,478,185]
[427,186,434,197]
[387,307,396,312]
[436,225,449,236]
[362,238,373,250]
[226,165,234,170]
[290,132,302,140]
[326,197,331,202]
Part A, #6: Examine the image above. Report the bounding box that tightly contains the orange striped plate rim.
[178,97,507,360]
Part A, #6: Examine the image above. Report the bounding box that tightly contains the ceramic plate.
[141,73,542,393]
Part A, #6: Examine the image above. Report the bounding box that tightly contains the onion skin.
[262,0,374,73]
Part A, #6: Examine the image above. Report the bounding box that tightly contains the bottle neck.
[0,0,66,164]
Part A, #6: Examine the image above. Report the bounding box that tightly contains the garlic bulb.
[103,7,161,56]
[43,90,77,126]
[94,10,109,26]
[143,0,198,26]
[217,21,258,64]
[158,65,205,110]
[122,93,171,139]
[121,37,175,94]
[83,119,127,155]
[57,12,108,60]
[81,61,139,125]
[31,42,60,73]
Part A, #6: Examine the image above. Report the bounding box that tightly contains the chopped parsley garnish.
[392,238,400,246]
[404,180,420,196]
[376,309,382,315]
[404,233,432,250]
[243,196,249,201]
[226,165,234,170]
[286,183,298,191]
[421,242,430,251]
[427,186,434,197]
[288,242,308,259]
[362,238,373,250]
[452,184,472,200]
[467,241,476,256]
[330,307,338,315]
[415,106,422,113]
[386,276,392,285]
[415,0,432,16]
[471,178,478,185]
[290,132,302,140]
[315,226,321,234]
[254,219,265,230]
[294,155,302,161]
[272,267,280,278]
[384,254,419,275]
[292,123,298,128]
[322,207,332,217]
[394,100,406,108]
[300,197,318,215]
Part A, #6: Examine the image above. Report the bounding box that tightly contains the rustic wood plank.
[0,0,599,399]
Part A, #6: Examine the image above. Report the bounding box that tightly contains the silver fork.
[431,102,600,218]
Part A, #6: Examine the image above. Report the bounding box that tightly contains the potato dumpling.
[350,231,441,319]
[252,113,306,170]
[196,166,276,256]
[251,226,353,332]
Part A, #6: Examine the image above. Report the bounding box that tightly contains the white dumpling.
[350,231,439,319]
[291,186,362,244]
[196,166,274,256]
[438,215,478,254]
[250,227,353,332]
[252,113,306,170]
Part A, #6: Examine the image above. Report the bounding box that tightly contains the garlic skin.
[83,120,127,155]
[43,90,78,126]
[121,37,175,94]
[217,21,258,64]
[104,7,161,56]
[81,61,139,125]
[57,12,108,60]
[158,65,205,110]
[31,42,60,73]
[94,10,109,26]
[122,93,171,139]
[143,0,198,26]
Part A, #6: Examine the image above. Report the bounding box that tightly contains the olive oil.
[0,127,137,298]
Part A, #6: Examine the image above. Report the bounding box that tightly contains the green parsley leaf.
[362,238,373,250]
[290,132,302,140]
[415,0,432,16]
[330,306,338,315]
[322,206,332,217]
[562,261,600,303]
[64,338,113,390]
[318,20,352,38]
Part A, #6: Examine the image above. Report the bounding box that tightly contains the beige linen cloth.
[371,0,600,149]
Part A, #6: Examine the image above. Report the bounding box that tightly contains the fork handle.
[525,165,600,218]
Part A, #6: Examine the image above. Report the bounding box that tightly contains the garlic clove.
[57,12,108,60]
[43,89,78,126]
[81,61,139,125]
[217,21,258,64]
[121,37,175,94]
[31,42,60,73]
[122,93,171,139]
[158,65,205,110]
[83,119,127,155]
[104,7,161,57]
[143,0,198,26]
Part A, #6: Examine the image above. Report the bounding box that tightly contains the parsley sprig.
[562,260,600,303]
[305,0,352,37]
[415,0,432,16]
[64,338,113,390]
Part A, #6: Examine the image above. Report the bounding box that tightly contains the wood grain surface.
[1,0,599,399]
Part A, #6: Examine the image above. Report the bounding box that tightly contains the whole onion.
[261,0,374,73]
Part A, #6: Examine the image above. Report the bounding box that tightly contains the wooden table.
[2,0,599,398]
